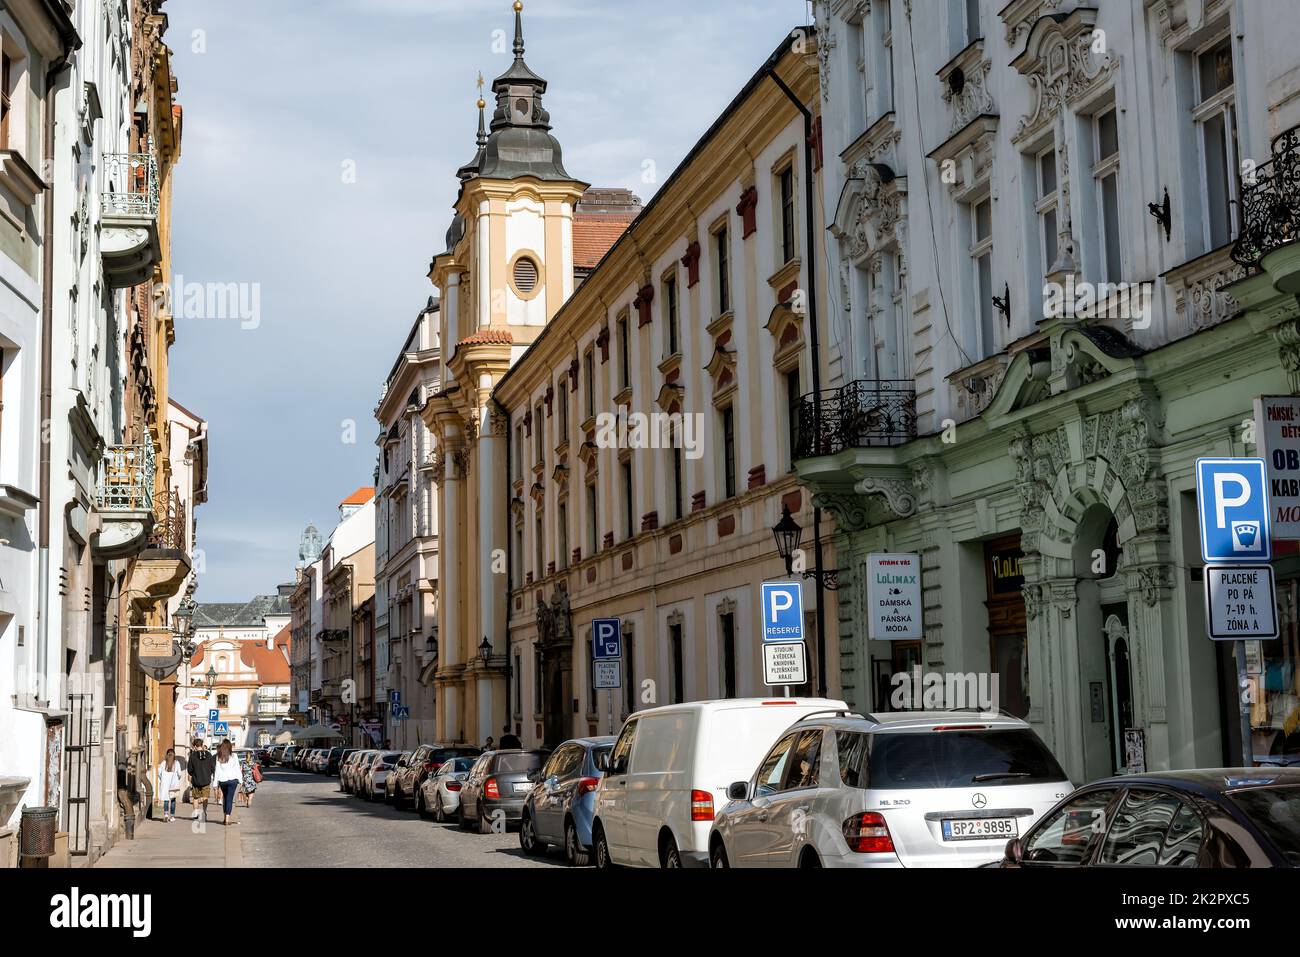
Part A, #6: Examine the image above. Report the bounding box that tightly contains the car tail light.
[843,812,895,853]
[447,782,462,792]
[485,778,500,800]
[577,776,600,795]
[690,789,714,821]
[424,761,440,771]
[760,700,797,706]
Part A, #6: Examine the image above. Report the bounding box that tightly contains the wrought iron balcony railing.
[96,444,156,513]
[1232,125,1300,268]
[148,488,187,550]
[102,151,159,219]
[794,379,917,458]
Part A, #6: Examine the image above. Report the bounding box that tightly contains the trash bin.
[19,806,58,858]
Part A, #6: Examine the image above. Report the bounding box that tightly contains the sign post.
[761,582,806,695]
[1196,457,1276,767]
[592,619,622,735]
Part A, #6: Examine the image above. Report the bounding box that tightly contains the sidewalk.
[93,802,243,869]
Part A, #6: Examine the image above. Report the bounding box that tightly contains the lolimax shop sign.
[866,554,923,640]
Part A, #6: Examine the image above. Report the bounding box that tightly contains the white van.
[591,697,848,868]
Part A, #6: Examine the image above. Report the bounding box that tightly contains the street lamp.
[203,664,217,699]
[772,505,803,576]
[478,636,492,664]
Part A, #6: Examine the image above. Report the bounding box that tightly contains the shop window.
[986,536,1030,718]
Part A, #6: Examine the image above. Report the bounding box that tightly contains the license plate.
[942,817,1017,841]
[513,782,531,793]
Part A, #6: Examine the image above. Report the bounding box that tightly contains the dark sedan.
[998,768,1300,868]
[392,744,483,811]
[459,749,550,835]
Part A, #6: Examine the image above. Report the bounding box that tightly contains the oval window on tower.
[513,256,539,297]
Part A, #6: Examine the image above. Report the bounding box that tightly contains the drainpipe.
[38,25,79,802]
[768,61,829,698]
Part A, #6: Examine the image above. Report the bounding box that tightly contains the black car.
[392,744,483,811]
[328,747,357,776]
[999,768,1300,868]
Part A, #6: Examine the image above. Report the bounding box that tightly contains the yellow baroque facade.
[424,9,840,748]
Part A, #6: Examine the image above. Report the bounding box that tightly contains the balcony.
[1233,125,1300,290]
[133,488,192,602]
[794,380,917,459]
[92,444,156,559]
[100,151,161,288]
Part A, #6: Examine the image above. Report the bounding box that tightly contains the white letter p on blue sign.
[1196,458,1271,562]
[761,582,804,643]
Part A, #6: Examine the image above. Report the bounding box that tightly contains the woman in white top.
[157,749,185,822]
[213,740,243,826]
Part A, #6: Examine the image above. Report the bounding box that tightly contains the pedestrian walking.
[187,738,215,824]
[499,726,521,749]
[157,749,185,822]
[238,749,259,807]
[214,740,243,826]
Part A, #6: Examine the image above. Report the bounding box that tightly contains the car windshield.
[496,752,547,773]
[857,728,1069,789]
[446,757,477,773]
[1228,785,1300,863]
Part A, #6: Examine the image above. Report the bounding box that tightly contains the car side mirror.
[1005,837,1023,865]
[594,751,610,773]
[727,781,748,801]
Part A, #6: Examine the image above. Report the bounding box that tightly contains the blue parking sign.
[761,582,804,642]
[208,709,219,723]
[1197,458,1271,562]
[593,619,621,659]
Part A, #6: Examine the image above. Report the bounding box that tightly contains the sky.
[165,0,812,601]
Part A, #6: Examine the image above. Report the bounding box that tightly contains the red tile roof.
[340,487,375,506]
[573,217,634,270]
[459,328,514,346]
[240,634,291,683]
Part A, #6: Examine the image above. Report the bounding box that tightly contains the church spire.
[478,1,572,181]
[513,0,525,59]
[456,74,490,182]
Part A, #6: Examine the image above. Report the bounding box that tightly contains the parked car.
[346,750,377,794]
[591,697,848,868]
[294,747,313,770]
[419,756,480,823]
[320,746,344,774]
[997,768,1300,868]
[281,745,300,767]
[341,750,374,792]
[364,751,405,801]
[709,709,1072,868]
[331,748,361,776]
[267,744,287,765]
[301,748,320,772]
[520,736,614,865]
[459,750,551,834]
[393,744,483,810]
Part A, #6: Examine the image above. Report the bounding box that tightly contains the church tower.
[424,1,589,746]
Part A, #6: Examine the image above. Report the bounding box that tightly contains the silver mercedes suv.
[709,709,1074,868]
